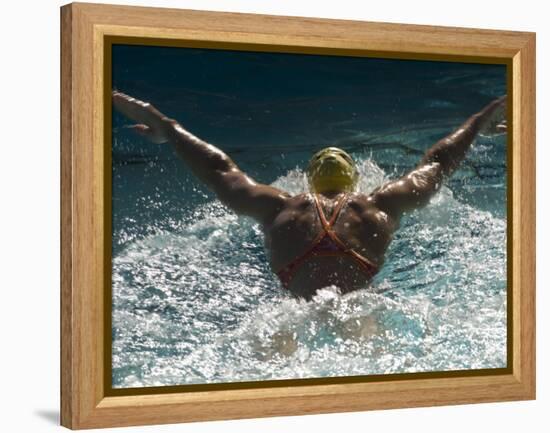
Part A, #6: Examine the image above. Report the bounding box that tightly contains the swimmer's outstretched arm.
[370,95,507,219]
[112,91,289,224]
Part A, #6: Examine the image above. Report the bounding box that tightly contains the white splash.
[112,157,507,388]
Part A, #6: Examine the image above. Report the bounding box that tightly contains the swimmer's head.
[306,147,358,194]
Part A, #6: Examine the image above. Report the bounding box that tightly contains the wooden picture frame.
[60,2,536,429]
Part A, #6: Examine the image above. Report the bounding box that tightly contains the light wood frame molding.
[60,2,536,429]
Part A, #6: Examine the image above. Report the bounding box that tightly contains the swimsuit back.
[276,193,378,289]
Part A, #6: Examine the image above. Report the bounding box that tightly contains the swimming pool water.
[111,46,507,388]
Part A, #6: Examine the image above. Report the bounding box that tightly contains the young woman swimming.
[113,91,506,300]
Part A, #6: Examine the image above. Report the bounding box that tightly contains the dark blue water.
[111,45,507,388]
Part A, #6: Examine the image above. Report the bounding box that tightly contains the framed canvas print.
[60,2,536,430]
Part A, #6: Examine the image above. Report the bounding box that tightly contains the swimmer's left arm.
[371,95,507,219]
[112,91,290,224]
[369,162,444,220]
[419,95,507,177]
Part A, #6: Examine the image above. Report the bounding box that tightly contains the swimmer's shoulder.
[269,192,314,220]
[347,192,400,230]
[280,192,374,213]
[345,192,374,211]
[264,192,315,229]
[281,192,315,210]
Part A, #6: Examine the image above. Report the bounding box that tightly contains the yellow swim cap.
[306,147,358,193]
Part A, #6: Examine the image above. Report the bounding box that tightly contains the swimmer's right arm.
[370,95,507,219]
[112,91,289,224]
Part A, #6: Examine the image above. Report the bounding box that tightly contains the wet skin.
[264,192,396,299]
[112,91,507,299]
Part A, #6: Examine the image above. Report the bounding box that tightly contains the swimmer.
[113,91,507,300]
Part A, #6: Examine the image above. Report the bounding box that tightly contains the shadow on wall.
[34,409,59,425]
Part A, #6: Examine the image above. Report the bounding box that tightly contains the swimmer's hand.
[478,95,507,136]
[481,119,507,136]
[112,91,171,144]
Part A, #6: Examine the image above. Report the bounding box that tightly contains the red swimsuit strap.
[316,196,378,276]
[313,193,348,230]
[313,193,355,251]
[276,194,349,287]
[284,193,350,269]
[277,193,378,287]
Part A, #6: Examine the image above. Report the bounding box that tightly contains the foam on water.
[111,157,506,388]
